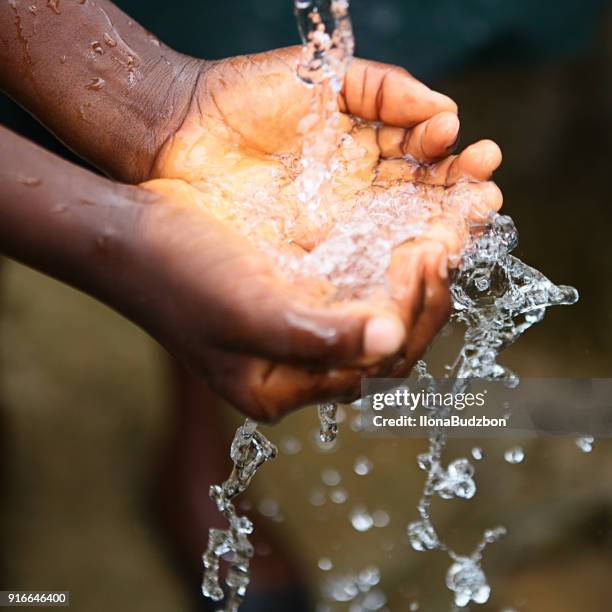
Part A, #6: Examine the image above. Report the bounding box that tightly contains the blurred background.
[1,1,612,610]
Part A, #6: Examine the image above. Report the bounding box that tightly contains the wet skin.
[0,1,502,420]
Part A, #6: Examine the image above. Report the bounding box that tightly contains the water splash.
[576,435,594,453]
[407,215,577,607]
[295,1,355,444]
[504,446,525,465]
[201,420,277,610]
[353,455,373,476]
[471,446,484,461]
[321,564,383,607]
[294,0,353,221]
[299,3,576,606]
[350,506,375,532]
[296,1,578,607]
[318,401,339,442]
[199,1,579,608]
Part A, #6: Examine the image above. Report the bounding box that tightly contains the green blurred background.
[1,1,612,610]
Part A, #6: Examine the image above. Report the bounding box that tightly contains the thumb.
[211,279,406,367]
[341,58,457,127]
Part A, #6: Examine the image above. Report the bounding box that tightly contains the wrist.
[0,0,207,185]
[124,52,206,183]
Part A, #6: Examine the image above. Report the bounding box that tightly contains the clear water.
[406,215,577,608]
[201,0,579,609]
[201,420,277,610]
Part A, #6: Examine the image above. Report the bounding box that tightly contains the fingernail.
[446,132,460,152]
[430,90,457,113]
[438,254,448,279]
[364,316,405,357]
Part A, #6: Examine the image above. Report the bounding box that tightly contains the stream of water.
[200,2,578,609]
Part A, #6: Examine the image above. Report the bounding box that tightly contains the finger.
[411,221,464,260]
[203,349,365,422]
[374,139,501,188]
[213,269,410,368]
[401,245,451,373]
[377,111,460,162]
[447,181,503,222]
[385,241,428,328]
[374,158,419,185]
[424,140,503,186]
[341,58,457,127]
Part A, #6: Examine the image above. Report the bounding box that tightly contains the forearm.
[0,0,201,183]
[0,124,149,314]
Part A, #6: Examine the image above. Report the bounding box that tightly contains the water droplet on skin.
[103,32,117,47]
[91,41,103,54]
[28,5,37,14]
[321,468,341,486]
[350,506,374,532]
[504,446,524,464]
[59,55,66,64]
[353,456,373,476]
[126,69,136,87]
[16,175,42,187]
[576,435,594,453]
[85,77,105,91]
[78,104,91,122]
[318,557,333,571]
[51,203,68,214]
[47,0,60,14]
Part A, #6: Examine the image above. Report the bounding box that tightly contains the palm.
[135,48,503,418]
[144,48,502,266]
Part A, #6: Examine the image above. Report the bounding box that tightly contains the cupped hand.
[136,48,502,420]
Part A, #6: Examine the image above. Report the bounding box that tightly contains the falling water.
[200,8,355,603]
[406,215,577,608]
[201,420,277,610]
[294,0,355,444]
[201,1,578,609]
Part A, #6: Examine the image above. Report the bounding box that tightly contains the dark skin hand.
[0,1,502,421]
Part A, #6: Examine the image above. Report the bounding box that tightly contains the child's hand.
[132,48,502,419]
